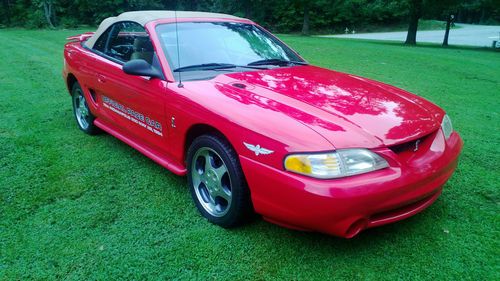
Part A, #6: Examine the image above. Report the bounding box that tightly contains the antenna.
[175,9,183,88]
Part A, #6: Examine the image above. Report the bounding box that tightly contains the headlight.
[441,114,453,140]
[284,149,389,179]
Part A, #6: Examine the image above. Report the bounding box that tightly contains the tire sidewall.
[187,135,250,227]
[71,82,97,134]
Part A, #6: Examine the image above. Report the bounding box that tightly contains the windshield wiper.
[173,63,267,72]
[247,58,308,66]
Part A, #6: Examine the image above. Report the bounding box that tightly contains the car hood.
[192,65,444,149]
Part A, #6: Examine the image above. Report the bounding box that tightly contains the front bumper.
[240,130,463,238]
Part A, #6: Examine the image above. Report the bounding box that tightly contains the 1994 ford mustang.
[63,11,463,238]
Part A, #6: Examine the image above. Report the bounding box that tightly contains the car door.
[87,21,169,154]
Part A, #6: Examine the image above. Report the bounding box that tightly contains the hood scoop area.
[217,68,440,147]
[228,81,255,91]
[232,83,247,89]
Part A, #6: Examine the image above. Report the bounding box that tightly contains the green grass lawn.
[0,29,499,280]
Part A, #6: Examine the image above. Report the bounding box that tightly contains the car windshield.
[156,22,305,79]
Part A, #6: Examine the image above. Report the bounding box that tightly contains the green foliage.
[0,0,498,32]
[0,29,499,280]
[25,7,47,28]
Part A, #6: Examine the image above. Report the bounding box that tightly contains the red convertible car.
[63,11,463,238]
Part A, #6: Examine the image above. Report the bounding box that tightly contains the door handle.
[97,74,106,84]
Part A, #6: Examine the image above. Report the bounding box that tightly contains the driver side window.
[94,22,155,65]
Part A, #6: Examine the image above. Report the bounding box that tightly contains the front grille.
[389,132,433,154]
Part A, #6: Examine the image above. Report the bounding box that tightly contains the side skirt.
[94,119,187,176]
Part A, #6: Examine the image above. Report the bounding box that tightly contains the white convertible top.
[85,11,246,48]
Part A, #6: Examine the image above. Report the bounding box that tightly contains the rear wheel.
[71,82,99,135]
[187,134,253,227]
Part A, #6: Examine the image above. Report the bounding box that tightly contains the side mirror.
[123,59,162,79]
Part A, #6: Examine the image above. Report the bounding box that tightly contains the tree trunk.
[479,8,486,24]
[302,3,310,35]
[51,2,57,26]
[243,0,251,18]
[43,1,56,29]
[442,15,452,47]
[405,0,422,45]
[2,0,12,25]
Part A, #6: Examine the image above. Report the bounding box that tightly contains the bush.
[59,17,80,29]
[25,9,47,29]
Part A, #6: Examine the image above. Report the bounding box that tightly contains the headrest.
[133,37,153,51]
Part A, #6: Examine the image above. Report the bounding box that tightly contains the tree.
[1,0,498,32]
[1,0,12,25]
[423,0,461,46]
[442,14,454,46]
[405,0,423,45]
[37,0,57,28]
[439,0,461,46]
[302,1,310,35]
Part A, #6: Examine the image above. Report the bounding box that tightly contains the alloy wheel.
[73,89,90,130]
[191,147,233,217]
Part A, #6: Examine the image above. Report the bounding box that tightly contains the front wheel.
[71,82,99,135]
[187,134,253,228]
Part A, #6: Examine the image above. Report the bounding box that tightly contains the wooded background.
[1,0,499,35]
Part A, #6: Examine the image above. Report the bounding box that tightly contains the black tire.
[187,134,253,228]
[71,82,100,135]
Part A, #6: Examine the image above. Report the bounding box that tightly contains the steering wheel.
[110,45,133,58]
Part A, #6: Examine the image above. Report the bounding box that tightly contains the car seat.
[131,37,154,64]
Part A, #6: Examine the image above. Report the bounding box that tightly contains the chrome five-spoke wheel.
[187,134,253,227]
[191,147,232,217]
[73,88,90,130]
[71,82,99,135]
